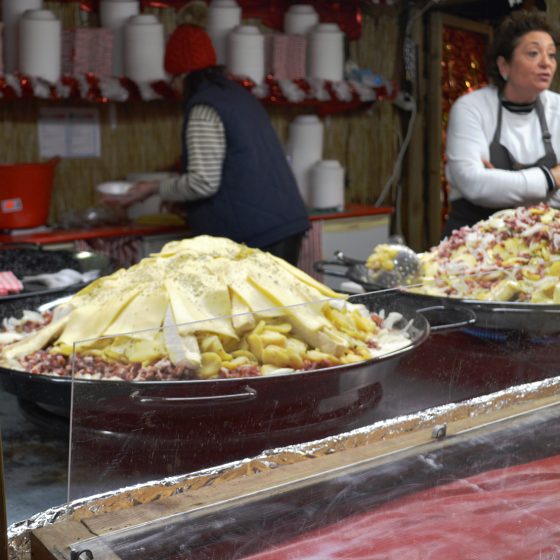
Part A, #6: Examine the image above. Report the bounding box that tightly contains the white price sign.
[38,107,101,159]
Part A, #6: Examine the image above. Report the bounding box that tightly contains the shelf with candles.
[0,72,397,115]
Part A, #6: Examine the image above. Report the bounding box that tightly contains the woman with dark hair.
[107,25,309,266]
[443,10,560,236]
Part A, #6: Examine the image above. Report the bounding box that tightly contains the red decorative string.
[151,80,179,100]
[60,75,82,98]
[19,75,35,99]
[0,72,394,116]
[0,77,17,100]
[119,77,142,100]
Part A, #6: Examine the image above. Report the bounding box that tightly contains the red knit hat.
[164,24,217,75]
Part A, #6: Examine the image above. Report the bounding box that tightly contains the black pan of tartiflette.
[315,252,560,336]
[0,290,475,475]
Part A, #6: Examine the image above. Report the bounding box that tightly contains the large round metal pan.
[390,291,560,336]
[0,295,474,475]
[0,294,476,410]
[0,294,429,411]
[315,254,560,336]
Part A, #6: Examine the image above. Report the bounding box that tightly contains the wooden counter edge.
[30,521,95,560]
[29,386,560,559]
[0,205,393,246]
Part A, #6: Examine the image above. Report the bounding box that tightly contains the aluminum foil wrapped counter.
[9,374,560,560]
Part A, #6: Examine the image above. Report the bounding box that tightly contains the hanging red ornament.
[19,75,35,98]
[119,77,142,100]
[60,75,81,99]
[151,80,179,100]
[0,77,17,100]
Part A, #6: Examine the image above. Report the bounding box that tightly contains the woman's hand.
[102,181,159,208]
[482,159,495,169]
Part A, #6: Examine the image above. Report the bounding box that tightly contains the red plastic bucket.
[0,157,59,229]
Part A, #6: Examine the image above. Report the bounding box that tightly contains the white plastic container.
[284,4,319,36]
[227,25,265,84]
[18,9,62,82]
[123,14,165,82]
[2,0,42,73]
[99,0,140,76]
[310,160,345,210]
[286,114,324,206]
[207,0,242,65]
[308,23,345,82]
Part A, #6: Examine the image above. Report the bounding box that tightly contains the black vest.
[181,76,310,248]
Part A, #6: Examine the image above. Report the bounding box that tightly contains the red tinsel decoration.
[60,75,83,98]
[440,25,489,225]
[19,76,35,99]
[151,80,179,100]
[441,26,488,119]
[0,73,395,117]
[0,77,17,100]
[119,77,142,100]
[84,72,102,102]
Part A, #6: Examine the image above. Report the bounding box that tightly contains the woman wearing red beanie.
[108,24,310,266]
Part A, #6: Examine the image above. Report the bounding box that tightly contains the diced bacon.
[417,204,560,302]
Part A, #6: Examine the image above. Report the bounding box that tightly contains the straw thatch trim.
[0,100,182,224]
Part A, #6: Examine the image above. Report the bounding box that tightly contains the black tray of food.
[0,243,113,317]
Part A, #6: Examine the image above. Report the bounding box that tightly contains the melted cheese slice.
[3,315,70,360]
[104,287,168,338]
[57,291,139,346]
[3,235,360,366]
[166,278,237,339]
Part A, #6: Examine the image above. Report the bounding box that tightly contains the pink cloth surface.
[246,455,560,559]
[0,271,23,295]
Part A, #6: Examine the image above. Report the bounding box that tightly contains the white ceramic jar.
[18,9,62,82]
[310,159,345,210]
[287,114,324,206]
[207,0,242,64]
[99,0,140,76]
[2,0,42,73]
[123,14,165,82]
[283,4,319,36]
[227,25,265,84]
[308,23,345,82]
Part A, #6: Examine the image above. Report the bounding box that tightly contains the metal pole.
[0,427,8,560]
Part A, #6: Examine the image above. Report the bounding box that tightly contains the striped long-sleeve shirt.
[158,104,226,201]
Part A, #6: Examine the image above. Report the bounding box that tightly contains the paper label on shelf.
[38,107,101,158]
